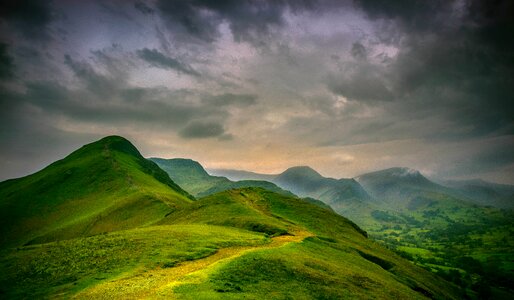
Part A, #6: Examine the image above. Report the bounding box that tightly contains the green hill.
[150,157,293,198]
[0,137,463,299]
[0,136,193,249]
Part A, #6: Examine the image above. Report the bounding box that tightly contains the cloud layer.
[0,0,512,184]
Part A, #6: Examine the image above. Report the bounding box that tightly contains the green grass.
[173,238,441,299]
[0,136,192,249]
[0,225,267,299]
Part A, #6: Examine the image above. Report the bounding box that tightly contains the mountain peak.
[388,167,422,178]
[356,167,423,180]
[281,166,323,179]
[76,135,142,158]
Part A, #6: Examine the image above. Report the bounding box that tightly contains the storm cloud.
[0,0,512,184]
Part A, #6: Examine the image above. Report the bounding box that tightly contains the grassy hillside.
[228,165,514,297]
[0,187,461,299]
[0,136,192,249]
[0,224,267,299]
[154,188,461,299]
[151,158,293,197]
[0,137,463,299]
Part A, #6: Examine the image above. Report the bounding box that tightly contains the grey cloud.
[0,43,14,79]
[155,0,315,45]
[350,42,367,60]
[136,48,200,77]
[0,0,54,41]
[437,137,514,179]
[327,62,393,103]
[179,121,226,139]
[134,1,154,15]
[64,54,122,99]
[202,93,257,107]
[323,0,514,141]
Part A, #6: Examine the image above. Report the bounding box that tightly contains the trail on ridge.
[74,229,313,299]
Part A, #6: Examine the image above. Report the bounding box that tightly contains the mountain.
[151,158,294,198]
[0,136,193,249]
[271,166,374,224]
[207,168,277,182]
[275,166,371,201]
[441,179,514,209]
[355,167,514,296]
[355,167,446,209]
[0,137,463,299]
[227,165,514,296]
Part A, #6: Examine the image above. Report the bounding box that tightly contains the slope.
[150,157,293,198]
[74,188,461,299]
[0,136,193,249]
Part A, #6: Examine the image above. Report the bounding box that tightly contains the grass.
[0,224,267,299]
[0,136,192,249]
[0,187,464,299]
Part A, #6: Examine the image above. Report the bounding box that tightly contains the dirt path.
[73,229,313,299]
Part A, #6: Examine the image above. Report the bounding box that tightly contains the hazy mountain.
[441,179,514,209]
[355,167,457,210]
[207,168,277,182]
[0,136,193,249]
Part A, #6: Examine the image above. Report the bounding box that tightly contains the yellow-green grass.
[0,224,267,299]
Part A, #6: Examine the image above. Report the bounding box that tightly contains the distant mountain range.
[206,163,514,296]
[212,166,514,210]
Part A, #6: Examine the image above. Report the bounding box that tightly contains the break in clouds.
[0,0,513,184]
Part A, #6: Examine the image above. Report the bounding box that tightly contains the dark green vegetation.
[227,165,514,298]
[0,136,463,299]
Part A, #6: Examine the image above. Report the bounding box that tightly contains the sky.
[0,0,513,184]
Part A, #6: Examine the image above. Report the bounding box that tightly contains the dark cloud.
[64,54,123,99]
[155,0,315,45]
[327,61,393,103]
[202,93,257,107]
[136,48,200,77]
[350,42,367,60]
[0,0,54,40]
[325,0,514,139]
[179,121,226,139]
[0,43,14,79]
[134,0,154,15]
[439,136,514,178]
